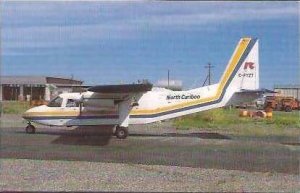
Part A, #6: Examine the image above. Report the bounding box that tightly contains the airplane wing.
[86,83,153,128]
[87,83,153,93]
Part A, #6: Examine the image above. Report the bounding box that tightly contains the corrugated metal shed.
[0,76,84,101]
[274,84,300,100]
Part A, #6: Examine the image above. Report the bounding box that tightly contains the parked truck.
[264,96,300,112]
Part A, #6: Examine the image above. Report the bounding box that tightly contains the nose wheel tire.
[26,125,36,134]
[115,126,128,139]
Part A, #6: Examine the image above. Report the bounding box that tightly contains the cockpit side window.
[47,96,63,107]
[66,99,80,107]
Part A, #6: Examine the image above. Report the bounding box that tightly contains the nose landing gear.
[114,126,128,139]
[25,123,36,134]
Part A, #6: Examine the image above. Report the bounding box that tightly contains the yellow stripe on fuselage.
[130,38,251,115]
[23,110,117,117]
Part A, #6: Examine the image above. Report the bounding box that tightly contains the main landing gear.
[25,123,36,134]
[114,126,128,139]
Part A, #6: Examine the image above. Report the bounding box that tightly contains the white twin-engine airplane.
[23,37,262,139]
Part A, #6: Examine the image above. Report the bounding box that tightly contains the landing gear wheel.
[25,124,36,134]
[285,106,292,112]
[115,126,128,139]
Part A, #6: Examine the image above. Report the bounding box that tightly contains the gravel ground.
[0,158,299,192]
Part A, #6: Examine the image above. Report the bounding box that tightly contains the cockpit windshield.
[47,96,63,107]
[66,99,80,107]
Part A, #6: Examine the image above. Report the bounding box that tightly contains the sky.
[1,1,299,89]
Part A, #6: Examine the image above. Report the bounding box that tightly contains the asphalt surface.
[1,125,299,175]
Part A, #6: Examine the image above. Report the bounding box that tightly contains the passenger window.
[66,99,79,107]
[48,96,63,107]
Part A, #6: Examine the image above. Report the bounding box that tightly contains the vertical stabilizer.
[220,38,259,92]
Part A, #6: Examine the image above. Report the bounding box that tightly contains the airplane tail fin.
[129,38,260,123]
[219,38,259,94]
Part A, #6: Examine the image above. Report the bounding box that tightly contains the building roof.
[0,76,83,85]
[1,76,47,85]
[274,84,300,89]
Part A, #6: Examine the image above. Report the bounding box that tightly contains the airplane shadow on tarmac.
[43,126,230,146]
[16,126,231,146]
[50,126,115,146]
[13,126,115,146]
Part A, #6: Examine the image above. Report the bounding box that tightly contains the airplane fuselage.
[22,85,219,127]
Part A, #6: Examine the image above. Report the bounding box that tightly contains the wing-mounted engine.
[85,83,153,127]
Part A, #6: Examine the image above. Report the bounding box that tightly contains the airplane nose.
[22,108,33,119]
[22,110,29,119]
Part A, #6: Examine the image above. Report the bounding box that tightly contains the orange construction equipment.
[264,96,300,112]
[281,98,300,112]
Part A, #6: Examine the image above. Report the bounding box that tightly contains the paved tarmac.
[0,125,299,175]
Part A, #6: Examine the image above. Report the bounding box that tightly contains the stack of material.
[239,110,272,118]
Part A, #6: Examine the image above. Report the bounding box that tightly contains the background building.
[274,84,300,100]
[156,79,183,91]
[0,76,83,101]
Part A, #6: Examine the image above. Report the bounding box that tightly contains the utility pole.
[70,74,74,92]
[167,69,170,89]
[205,63,214,85]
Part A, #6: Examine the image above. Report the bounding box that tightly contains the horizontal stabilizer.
[236,88,277,94]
